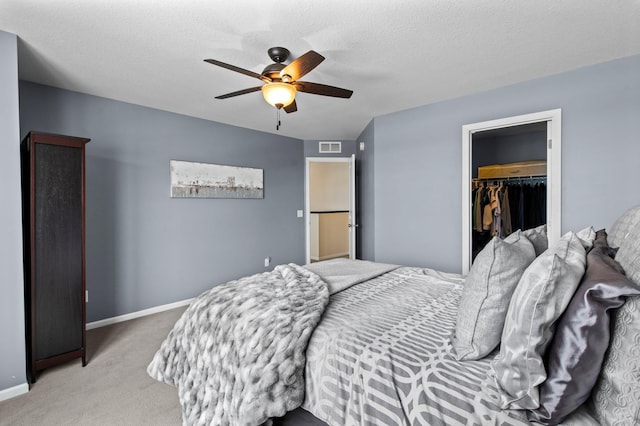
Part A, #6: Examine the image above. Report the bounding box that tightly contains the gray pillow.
[492,230,588,410]
[528,231,640,425]
[452,231,536,360]
[523,224,548,256]
[590,295,640,425]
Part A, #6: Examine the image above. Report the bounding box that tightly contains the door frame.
[305,156,356,264]
[461,109,562,274]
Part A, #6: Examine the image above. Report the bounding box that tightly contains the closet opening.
[471,123,547,261]
[462,109,562,274]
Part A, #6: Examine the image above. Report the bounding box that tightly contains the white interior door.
[348,154,357,259]
[305,156,357,264]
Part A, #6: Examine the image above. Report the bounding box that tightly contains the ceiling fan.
[204,47,353,118]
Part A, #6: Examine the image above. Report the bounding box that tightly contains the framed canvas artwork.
[170,160,263,199]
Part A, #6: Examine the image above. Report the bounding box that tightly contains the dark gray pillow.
[527,231,640,425]
[592,229,622,273]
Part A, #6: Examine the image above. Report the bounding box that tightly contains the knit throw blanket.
[147,264,329,426]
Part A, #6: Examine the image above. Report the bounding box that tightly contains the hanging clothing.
[501,187,512,237]
[471,179,547,261]
[483,203,493,231]
[474,187,484,232]
[489,186,502,237]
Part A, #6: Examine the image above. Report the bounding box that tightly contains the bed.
[148,205,640,426]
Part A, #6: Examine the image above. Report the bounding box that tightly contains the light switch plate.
[297,210,303,218]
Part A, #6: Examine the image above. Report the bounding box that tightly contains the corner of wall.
[355,119,375,261]
[0,30,28,395]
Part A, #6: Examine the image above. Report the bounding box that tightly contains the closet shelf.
[477,160,546,179]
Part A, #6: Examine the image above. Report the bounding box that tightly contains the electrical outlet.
[264,257,270,267]
[359,141,365,151]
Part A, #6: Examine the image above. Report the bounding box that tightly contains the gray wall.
[0,31,27,393]
[19,82,306,322]
[355,121,375,260]
[372,54,640,272]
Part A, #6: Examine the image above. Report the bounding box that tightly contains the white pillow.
[576,226,596,250]
[522,224,548,256]
[590,296,640,425]
[615,222,640,285]
[607,205,640,248]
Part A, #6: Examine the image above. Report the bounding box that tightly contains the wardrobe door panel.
[33,143,83,359]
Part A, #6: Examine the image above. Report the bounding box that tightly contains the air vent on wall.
[319,141,341,153]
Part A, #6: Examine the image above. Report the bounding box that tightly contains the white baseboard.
[319,251,350,261]
[0,300,194,401]
[310,255,320,261]
[86,298,194,330]
[0,383,29,402]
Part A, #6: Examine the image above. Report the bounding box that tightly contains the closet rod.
[472,175,546,182]
[472,175,546,189]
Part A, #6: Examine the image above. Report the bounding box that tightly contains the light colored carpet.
[0,307,185,425]
[0,307,325,426]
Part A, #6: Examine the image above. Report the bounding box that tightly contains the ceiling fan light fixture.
[206,47,352,114]
[261,82,296,109]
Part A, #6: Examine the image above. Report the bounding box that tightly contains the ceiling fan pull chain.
[276,107,281,131]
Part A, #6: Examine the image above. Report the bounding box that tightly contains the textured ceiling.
[1,1,639,140]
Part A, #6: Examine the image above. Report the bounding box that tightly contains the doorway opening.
[305,156,356,264]
[462,109,562,274]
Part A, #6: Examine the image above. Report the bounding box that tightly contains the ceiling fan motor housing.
[262,62,286,80]
[263,47,291,80]
[267,47,290,63]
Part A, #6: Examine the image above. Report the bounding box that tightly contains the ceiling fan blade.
[284,99,297,114]
[294,81,353,98]
[204,59,271,83]
[279,51,324,81]
[215,86,263,99]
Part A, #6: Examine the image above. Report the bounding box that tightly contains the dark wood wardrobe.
[21,132,90,383]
